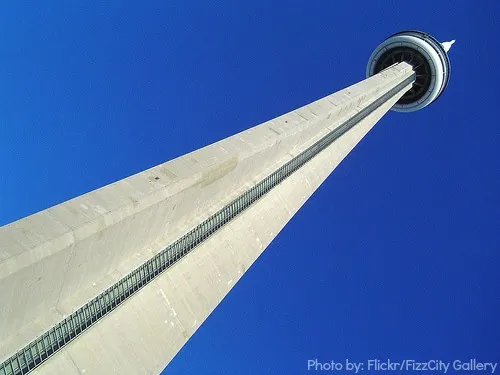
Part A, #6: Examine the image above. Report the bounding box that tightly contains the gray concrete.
[0,63,414,373]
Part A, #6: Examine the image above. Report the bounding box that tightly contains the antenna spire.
[441,40,456,53]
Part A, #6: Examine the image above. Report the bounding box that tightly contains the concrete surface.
[0,63,414,374]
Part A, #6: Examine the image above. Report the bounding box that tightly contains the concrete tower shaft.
[0,63,415,375]
[0,30,452,375]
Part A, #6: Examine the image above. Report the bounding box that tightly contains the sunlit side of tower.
[0,31,453,375]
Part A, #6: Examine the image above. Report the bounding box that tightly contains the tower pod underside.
[366,30,451,112]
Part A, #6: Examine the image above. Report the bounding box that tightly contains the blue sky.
[0,1,499,374]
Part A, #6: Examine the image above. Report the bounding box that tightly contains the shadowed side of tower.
[0,31,452,375]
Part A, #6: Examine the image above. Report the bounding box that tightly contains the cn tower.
[0,31,454,375]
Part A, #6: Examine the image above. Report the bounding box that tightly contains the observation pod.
[367,30,454,112]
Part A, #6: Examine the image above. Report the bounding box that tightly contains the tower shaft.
[0,62,414,375]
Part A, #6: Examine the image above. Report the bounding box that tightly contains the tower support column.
[1,62,414,375]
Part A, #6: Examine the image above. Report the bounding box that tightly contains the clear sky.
[0,1,499,374]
